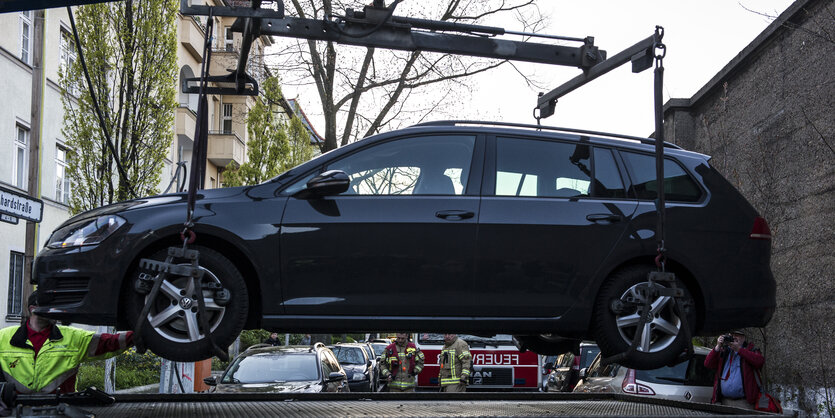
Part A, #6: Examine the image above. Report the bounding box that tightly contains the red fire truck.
[415,333,541,390]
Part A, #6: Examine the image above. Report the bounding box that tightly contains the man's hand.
[460,376,468,384]
[728,339,742,353]
[386,375,392,383]
[715,335,726,351]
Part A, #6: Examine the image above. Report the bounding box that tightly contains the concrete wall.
[663,0,834,414]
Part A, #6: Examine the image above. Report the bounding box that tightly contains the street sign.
[0,186,43,223]
[1,213,19,225]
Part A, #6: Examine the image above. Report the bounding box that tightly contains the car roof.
[239,344,327,358]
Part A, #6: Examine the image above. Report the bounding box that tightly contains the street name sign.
[0,186,43,223]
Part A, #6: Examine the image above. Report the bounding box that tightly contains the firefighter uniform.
[380,341,424,392]
[439,336,471,392]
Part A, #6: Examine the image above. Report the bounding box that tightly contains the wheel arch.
[116,232,263,331]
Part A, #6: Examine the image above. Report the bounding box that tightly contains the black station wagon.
[33,121,775,367]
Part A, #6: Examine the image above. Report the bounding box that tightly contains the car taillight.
[750,216,772,240]
[621,369,656,396]
[572,354,581,371]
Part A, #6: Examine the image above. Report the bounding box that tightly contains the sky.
[280,0,796,139]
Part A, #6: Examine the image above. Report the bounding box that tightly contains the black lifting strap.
[603,27,692,367]
[133,9,228,362]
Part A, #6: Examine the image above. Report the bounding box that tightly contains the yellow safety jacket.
[438,337,471,387]
[0,324,127,393]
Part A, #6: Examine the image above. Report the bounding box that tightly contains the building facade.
[662,0,833,414]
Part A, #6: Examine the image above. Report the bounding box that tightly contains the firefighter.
[438,333,471,392]
[0,291,134,394]
[380,333,424,392]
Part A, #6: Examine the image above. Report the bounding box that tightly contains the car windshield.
[417,334,513,347]
[579,346,601,369]
[635,354,712,386]
[222,353,319,383]
[330,346,366,365]
[370,343,387,357]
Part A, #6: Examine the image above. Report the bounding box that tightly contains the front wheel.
[593,265,694,370]
[124,245,248,362]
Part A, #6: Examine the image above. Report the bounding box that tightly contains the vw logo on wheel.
[179,297,193,309]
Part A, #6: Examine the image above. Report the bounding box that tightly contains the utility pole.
[23,8,46,304]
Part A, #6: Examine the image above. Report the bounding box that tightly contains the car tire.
[124,245,248,362]
[593,265,694,370]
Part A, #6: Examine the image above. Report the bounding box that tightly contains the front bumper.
[32,244,123,325]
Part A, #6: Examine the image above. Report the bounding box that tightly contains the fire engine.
[415,334,541,391]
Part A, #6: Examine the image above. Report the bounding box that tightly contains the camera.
[721,334,734,346]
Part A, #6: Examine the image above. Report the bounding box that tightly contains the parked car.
[367,341,389,391]
[329,343,377,392]
[573,346,714,403]
[204,343,348,393]
[544,343,600,392]
[32,121,775,368]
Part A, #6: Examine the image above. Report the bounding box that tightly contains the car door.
[280,134,483,316]
[475,136,638,317]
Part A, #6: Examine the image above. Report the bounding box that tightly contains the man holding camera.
[704,330,764,409]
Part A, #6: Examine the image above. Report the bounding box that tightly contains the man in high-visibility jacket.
[380,333,424,392]
[438,333,471,392]
[0,291,133,394]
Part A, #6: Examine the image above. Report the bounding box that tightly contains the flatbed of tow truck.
[49,392,793,417]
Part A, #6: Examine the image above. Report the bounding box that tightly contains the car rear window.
[620,152,702,202]
[635,354,712,386]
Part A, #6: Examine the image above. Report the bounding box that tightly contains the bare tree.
[269,0,546,151]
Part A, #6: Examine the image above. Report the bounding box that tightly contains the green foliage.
[224,77,315,187]
[60,0,178,213]
[76,348,161,391]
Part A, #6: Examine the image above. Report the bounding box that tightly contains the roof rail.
[245,343,273,351]
[410,120,681,149]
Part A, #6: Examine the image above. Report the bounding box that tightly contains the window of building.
[59,28,78,95]
[55,144,71,204]
[13,125,29,190]
[222,104,233,133]
[7,252,25,320]
[225,27,234,51]
[20,11,32,64]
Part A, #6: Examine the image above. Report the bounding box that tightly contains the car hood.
[58,187,247,227]
[341,364,368,375]
[214,380,322,393]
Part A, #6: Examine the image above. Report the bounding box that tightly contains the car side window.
[621,152,702,202]
[326,135,475,195]
[592,148,626,198]
[495,137,591,198]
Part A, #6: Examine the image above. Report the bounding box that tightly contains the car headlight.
[352,372,366,381]
[47,215,127,249]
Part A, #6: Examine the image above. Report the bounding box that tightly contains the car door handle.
[436,210,475,220]
[586,213,623,223]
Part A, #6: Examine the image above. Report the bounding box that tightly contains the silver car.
[573,346,714,403]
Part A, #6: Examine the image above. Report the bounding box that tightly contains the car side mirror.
[578,368,588,380]
[367,359,373,367]
[326,372,346,383]
[293,170,350,199]
[203,376,217,386]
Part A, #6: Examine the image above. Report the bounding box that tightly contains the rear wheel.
[593,265,694,369]
[125,245,248,361]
